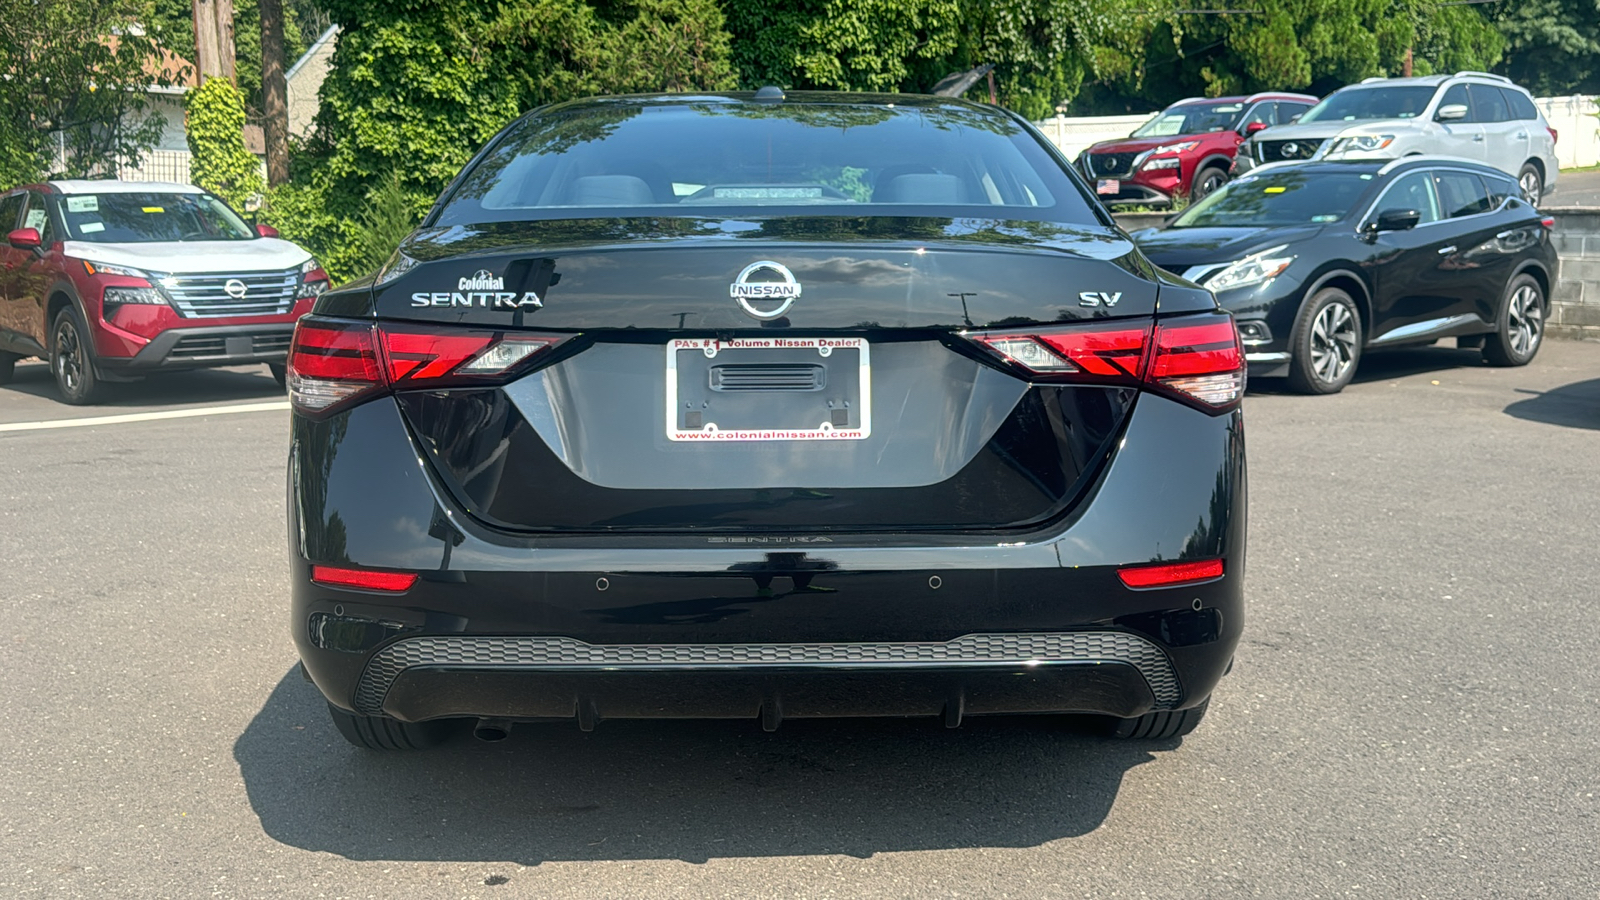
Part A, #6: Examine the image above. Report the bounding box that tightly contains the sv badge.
[1078,291,1122,308]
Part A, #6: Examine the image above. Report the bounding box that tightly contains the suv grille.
[1257,139,1323,162]
[1086,152,1140,178]
[163,269,298,318]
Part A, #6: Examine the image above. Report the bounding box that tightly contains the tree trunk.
[192,0,238,82]
[259,0,289,184]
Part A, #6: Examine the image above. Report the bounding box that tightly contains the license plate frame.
[665,337,872,442]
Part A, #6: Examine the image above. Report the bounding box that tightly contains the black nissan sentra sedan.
[1133,157,1558,394]
[286,91,1247,750]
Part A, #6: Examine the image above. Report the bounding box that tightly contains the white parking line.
[0,400,290,433]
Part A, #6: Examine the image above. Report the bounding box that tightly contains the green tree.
[0,0,178,184]
[146,0,315,122]
[187,78,265,209]
[1493,0,1600,96]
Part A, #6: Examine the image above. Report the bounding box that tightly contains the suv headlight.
[1205,245,1295,293]
[1143,157,1182,171]
[80,260,147,278]
[1153,140,1199,155]
[295,257,331,299]
[1329,134,1395,154]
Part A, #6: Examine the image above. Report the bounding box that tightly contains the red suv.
[1078,92,1318,208]
[0,180,328,403]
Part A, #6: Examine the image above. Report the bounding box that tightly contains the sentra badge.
[730,260,801,320]
[410,268,543,310]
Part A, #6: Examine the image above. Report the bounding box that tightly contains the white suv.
[1237,73,1559,204]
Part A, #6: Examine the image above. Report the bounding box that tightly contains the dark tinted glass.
[1485,173,1518,207]
[1434,172,1491,218]
[1377,172,1441,225]
[0,193,24,231]
[1301,86,1438,122]
[1437,84,1471,117]
[434,100,1097,226]
[1503,89,1539,121]
[1281,103,1313,122]
[58,193,255,242]
[1239,102,1277,128]
[1131,100,1247,136]
[1468,84,1510,123]
[1170,169,1376,227]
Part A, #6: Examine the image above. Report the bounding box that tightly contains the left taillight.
[966,312,1244,412]
[287,318,570,416]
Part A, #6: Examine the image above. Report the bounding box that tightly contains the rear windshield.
[1131,102,1245,137]
[57,192,255,242]
[1300,86,1438,123]
[432,100,1099,226]
[1170,170,1376,228]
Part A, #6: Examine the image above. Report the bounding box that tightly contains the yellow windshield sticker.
[1263,186,1286,194]
[141,206,164,213]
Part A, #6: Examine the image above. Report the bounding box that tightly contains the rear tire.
[1483,273,1544,367]
[1517,163,1543,207]
[51,306,101,405]
[267,362,287,389]
[1287,287,1362,395]
[326,703,453,750]
[0,351,17,384]
[1107,698,1209,739]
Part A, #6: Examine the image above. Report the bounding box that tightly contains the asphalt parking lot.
[2,341,1598,899]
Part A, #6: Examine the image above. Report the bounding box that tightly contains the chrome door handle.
[1472,134,1484,142]
[1438,245,1457,254]
[1515,132,1528,139]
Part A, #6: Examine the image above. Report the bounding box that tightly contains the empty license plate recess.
[666,337,871,442]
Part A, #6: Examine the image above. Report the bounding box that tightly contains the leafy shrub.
[186,79,265,211]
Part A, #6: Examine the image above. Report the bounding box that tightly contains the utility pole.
[191,0,238,82]
[259,0,289,184]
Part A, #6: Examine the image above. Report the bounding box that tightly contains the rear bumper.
[289,391,1247,725]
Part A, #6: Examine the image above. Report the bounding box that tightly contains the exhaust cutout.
[473,717,513,742]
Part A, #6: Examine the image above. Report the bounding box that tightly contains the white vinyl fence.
[1038,96,1600,170]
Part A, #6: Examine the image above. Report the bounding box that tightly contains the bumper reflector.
[311,565,418,592]
[1118,559,1224,589]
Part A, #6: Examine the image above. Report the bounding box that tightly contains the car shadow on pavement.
[2,360,284,407]
[1503,378,1600,430]
[235,669,1169,864]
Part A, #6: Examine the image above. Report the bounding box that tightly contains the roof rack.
[1453,71,1511,83]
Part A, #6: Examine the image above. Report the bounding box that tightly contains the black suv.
[1133,157,1558,393]
[287,92,1247,750]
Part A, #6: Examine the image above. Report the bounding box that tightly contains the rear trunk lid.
[376,216,1164,534]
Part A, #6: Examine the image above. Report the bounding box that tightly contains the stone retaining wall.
[1548,208,1600,340]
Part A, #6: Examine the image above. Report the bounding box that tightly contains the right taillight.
[967,312,1243,412]
[287,318,571,416]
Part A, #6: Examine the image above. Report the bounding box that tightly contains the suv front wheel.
[51,306,101,405]
[1287,287,1363,394]
[1193,167,1228,199]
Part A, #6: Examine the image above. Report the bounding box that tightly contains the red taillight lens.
[1149,315,1245,408]
[288,318,570,416]
[311,565,417,592]
[1118,559,1224,589]
[1548,126,1558,145]
[287,319,384,414]
[1540,216,1555,229]
[966,312,1243,411]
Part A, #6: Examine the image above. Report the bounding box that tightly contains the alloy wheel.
[1519,170,1542,207]
[55,319,83,394]
[1507,284,1543,357]
[1309,302,1358,385]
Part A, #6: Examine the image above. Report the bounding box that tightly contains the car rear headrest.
[876,173,965,204]
[568,175,655,206]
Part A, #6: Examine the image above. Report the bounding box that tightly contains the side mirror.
[256,223,280,238]
[7,227,40,250]
[1244,122,1269,135]
[1436,104,1468,121]
[1373,208,1421,233]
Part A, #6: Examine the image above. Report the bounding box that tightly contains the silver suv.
[1236,73,1559,204]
